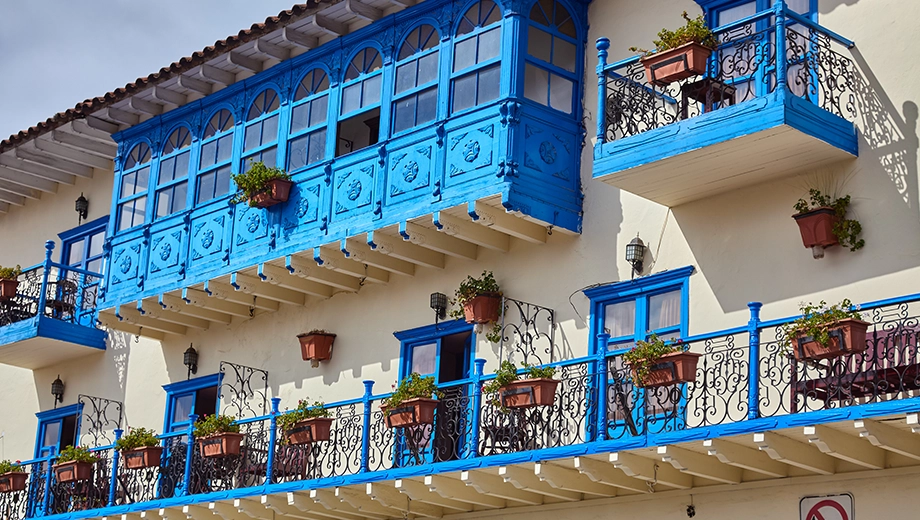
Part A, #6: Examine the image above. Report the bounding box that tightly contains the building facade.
[0,0,917,518]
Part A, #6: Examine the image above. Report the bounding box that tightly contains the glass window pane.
[310,95,328,127]
[478,28,501,62]
[215,166,231,197]
[88,231,104,257]
[261,147,277,168]
[291,102,310,134]
[648,290,681,331]
[452,74,477,112]
[718,2,756,25]
[174,151,190,180]
[308,130,326,165]
[549,73,573,113]
[396,62,417,94]
[159,157,176,185]
[67,239,85,266]
[342,83,361,114]
[364,75,382,105]
[197,172,215,204]
[477,65,501,104]
[554,37,577,72]
[172,394,194,424]
[156,189,172,218]
[244,124,261,151]
[263,115,278,144]
[86,258,102,274]
[604,300,636,339]
[288,134,309,171]
[216,134,233,164]
[787,0,810,14]
[525,64,549,105]
[136,167,149,191]
[528,27,552,63]
[417,52,439,85]
[42,421,61,447]
[200,141,216,169]
[393,96,416,134]
[416,87,438,125]
[454,37,477,72]
[411,343,437,375]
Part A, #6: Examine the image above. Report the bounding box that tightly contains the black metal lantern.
[430,292,448,322]
[183,344,199,378]
[75,193,89,224]
[51,375,65,408]
[626,234,646,277]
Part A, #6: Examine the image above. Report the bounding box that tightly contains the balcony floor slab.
[0,316,106,369]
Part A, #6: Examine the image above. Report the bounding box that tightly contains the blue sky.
[0,1,299,140]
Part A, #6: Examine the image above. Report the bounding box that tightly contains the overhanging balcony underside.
[99,199,553,340]
[0,319,105,369]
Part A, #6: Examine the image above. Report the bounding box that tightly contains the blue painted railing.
[595,1,857,146]
[11,290,920,518]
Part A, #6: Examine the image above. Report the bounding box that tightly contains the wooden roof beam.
[281,27,318,50]
[340,237,415,276]
[498,465,580,501]
[433,211,510,252]
[180,287,252,318]
[80,116,120,136]
[202,280,280,312]
[469,201,547,243]
[175,74,213,96]
[609,451,693,489]
[137,298,210,330]
[573,456,651,494]
[309,489,387,520]
[400,221,478,260]
[365,483,444,519]
[33,138,113,170]
[116,306,188,336]
[854,419,920,461]
[658,445,743,485]
[0,180,39,200]
[51,130,117,157]
[0,153,76,184]
[345,0,383,21]
[366,230,445,269]
[128,97,163,116]
[753,432,836,475]
[0,166,57,193]
[151,87,188,107]
[534,462,618,497]
[460,470,542,506]
[311,14,348,37]
[0,202,8,214]
[198,64,237,86]
[253,39,289,61]
[286,255,361,292]
[313,245,390,284]
[230,272,306,306]
[423,475,506,509]
[395,479,472,513]
[258,263,333,299]
[0,190,26,206]
[15,147,93,177]
[158,294,232,325]
[105,107,141,126]
[226,52,263,73]
[804,424,885,470]
[703,438,788,478]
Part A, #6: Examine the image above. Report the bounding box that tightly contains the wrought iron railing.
[595,1,856,145]
[0,241,103,331]
[9,290,920,518]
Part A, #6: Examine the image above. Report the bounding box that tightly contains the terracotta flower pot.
[382,398,438,428]
[0,471,27,493]
[500,378,559,409]
[792,318,869,362]
[285,417,335,445]
[631,351,702,388]
[199,432,244,458]
[249,179,293,208]
[640,42,712,86]
[793,207,839,250]
[298,333,335,363]
[463,293,502,324]
[0,279,19,301]
[122,446,164,470]
[53,461,94,483]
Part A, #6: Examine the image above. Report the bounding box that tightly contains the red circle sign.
[805,499,849,520]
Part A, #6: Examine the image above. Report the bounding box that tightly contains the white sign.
[800,494,854,520]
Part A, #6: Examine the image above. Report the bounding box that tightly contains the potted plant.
[782,299,869,361]
[483,361,558,410]
[231,160,293,208]
[277,399,334,445]
[450,271,503,342]
[297,330,336,366]
[630,11,718,86]
[115,427,163,470]
[624,334,702,388]
[0,460,27,493]
[194,415,244,458]
[0,265,21,301]
[381,373,444,428]
[53,446,98,483]
[793,189,864,258]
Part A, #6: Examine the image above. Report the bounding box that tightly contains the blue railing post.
[595,38,611,145]
[266,397,281,484]
[108,429,123,507]
[36,240,55,318]
[747,302,763,420]
[594,333,611,442]
[468,359,486,459]
[180,414,198,496]
[41,447,55,516]
[774,0,788,93]
[360,381,374,474]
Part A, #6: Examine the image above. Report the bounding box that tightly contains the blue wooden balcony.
[0,242,106,369]
[7,290,920,519]
[593,2,859,206]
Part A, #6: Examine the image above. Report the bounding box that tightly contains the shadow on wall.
[820,0,860,15]
[672,50,919,313]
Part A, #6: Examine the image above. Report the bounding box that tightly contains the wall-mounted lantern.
[430,292,448,325]
[75,193,89,225]
[183,344,199,379]
[626,234,646,278]
[51,375,65,408]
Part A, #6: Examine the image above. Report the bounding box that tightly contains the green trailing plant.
[0,265,21,280]
[56,445,99,465]
[277,399,330,432]
[230,160,292,207]
[794,189,865,251]
[0,460,22,474]
[630,11,718,56]
[782,300,864,349]
[114,427,160,452]
[193,414,241,438]
[623,334,684,385]
[449,270,503,343]
[481,361,557,408]
[382,373,443,410]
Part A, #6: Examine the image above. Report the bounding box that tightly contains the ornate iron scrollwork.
[77,394,124,448]
[498,297,557,366]
[218,361,269,419]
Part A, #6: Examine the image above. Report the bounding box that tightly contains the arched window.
[337,47,383,156]
[288,69,330,172]
[155,126,191,218]
[451,0,503,113]
[117,142,152,231]
[524,0,578,114]
[393,24,440,134]
[197,108,234,204]
[242,88,281,170]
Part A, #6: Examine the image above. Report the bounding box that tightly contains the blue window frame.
[288,69,330,172]
[242,89,282,171]
[34,404,82,459]
[155,126,193,219]
[116,142,151,231]
[197,109,235,204]
[524,0,579,114]
[585,266,693,438]
[337,47,384,157]
[60,216,108,275]
[162,374,221,434]
[393,24,441,134]
[451,0,503,114]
